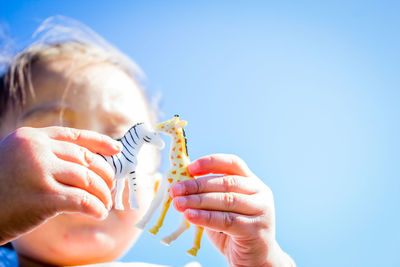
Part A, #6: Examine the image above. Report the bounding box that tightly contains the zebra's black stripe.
[121,151,134,163]
[117,157,123,173]
[129,130,138,145]
[121,138,135,157]
[111,155,117,173]
[123,136,135,149]
[134,126,140,138]
[98,154,107,161]
[130,171,135,174]
[143,137,150,143]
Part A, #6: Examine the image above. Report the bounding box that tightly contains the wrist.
[263,241,295,267]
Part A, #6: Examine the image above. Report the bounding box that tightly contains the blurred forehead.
[24,58,151,125]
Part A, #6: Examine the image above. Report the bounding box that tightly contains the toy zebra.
[99,123,165,210]
[136,115,204,257]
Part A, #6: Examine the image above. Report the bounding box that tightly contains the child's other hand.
[0,126,121,245]
[170,154,294,267]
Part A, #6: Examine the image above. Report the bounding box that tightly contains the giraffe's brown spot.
[168,178,173,183]
[172,127,175,130]
[177,139,182,143]
[172,147,176,151]
[173,163,177,166]
[180,172,187,176]
[175,132,179,135]
[171,155,174,159]
[172,170,177,175]
[179,147,182,152]
[161,126,165,129]
[177,179,180,182]
[177,155,182,159]
[179,164,183,168]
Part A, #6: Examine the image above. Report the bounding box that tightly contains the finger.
[173,192,265,216]
[44,126,122,155]
[170,175,259,197]
[53,161,113,210]
[52,140,115,189]
[53,185,109,220]
[188,154,253,177]
[184,209,264,236]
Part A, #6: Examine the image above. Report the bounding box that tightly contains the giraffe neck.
[169,128,189,168]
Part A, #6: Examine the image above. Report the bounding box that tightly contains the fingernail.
[188,161,199,174]
[113,142,122,151]
[172,183,184,195]
[186,209,198,218]
[101,210,109,220]
[175,197,186,208]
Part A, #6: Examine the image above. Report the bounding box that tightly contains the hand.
[170,154,295,267]
[0,126,121,245]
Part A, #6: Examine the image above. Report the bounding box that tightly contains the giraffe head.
[155,114,187,135]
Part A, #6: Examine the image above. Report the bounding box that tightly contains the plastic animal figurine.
[99,123,164,210]
[136,115,204,257]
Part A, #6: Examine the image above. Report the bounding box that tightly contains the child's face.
[9,58,157,265]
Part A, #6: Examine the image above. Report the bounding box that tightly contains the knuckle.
[222,176,237,191]
[78,147,92,166]
[78,193,92,211]
[223,192,236,209]
[204,210,213,224]
[189,178,201,194]
[193,194,202,206]
[65,127,81,142]
[83,169,92,188]
[223,212,235,229]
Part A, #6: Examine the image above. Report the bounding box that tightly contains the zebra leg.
[114,178,125,210]
[160,214,190,246]
[136,173,168,229]
[128,174,139,210]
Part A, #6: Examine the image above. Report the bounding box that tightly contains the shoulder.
[83,262,201,267]
[0,243,18,266]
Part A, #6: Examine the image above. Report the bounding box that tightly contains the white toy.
[99,123,164,210]
[136,115,204,257]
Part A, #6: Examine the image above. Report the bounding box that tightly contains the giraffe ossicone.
[99,123,165,210]
[136,115,204,257]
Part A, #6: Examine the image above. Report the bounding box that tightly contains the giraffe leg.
[128,175,139,210]
[161,214,190,246]
[114,178,125,210]
[186,226,204,257]
[148,191,172,235]
[136,173,168,229]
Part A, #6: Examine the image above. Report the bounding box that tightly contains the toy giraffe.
[136,115,204,257]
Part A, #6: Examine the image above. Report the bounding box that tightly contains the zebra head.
[134,123,165,149]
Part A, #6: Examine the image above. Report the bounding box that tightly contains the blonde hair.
[0,15,162,176]
[0,15,152,120]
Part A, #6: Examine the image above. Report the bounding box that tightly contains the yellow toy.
[136,115,204,256]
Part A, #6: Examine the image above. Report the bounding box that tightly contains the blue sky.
[1,1,400,266]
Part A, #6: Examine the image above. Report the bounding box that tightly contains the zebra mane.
[116,122,145,141]
[130,122,144,130]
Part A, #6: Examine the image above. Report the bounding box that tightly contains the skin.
[0,55,294,266]
[0,57,158,265]
[171,155,296,267]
